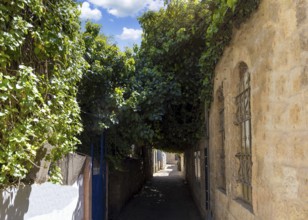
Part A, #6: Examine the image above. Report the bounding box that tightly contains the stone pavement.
[117,164,202,220]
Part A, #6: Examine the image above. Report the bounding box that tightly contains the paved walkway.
[117,164,202,220]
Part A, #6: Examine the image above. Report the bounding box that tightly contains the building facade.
[186,0,308,219]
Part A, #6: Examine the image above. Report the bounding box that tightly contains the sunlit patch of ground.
[153,164,181,177]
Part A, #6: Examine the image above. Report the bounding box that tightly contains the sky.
[78,0,165,50]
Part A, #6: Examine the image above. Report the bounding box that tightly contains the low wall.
[0,176,84,220]
[108,158,145,220]
[0,154,91,220]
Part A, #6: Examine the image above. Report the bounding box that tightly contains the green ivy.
[0,0,87,188]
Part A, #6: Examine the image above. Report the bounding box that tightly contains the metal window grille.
[217,84,226,191]
[235,69,252,204]
[219,107,226,190]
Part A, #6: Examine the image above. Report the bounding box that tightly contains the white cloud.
[88,0,164,17]
[117,27,142,40]
[79,2,102,21]
[147,0,165,11]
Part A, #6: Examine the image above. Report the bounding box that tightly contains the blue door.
[92,134,107,220]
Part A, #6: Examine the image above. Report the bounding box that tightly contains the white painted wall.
[0,175,84,220]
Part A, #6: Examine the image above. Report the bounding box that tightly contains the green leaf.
[0,0,86,188]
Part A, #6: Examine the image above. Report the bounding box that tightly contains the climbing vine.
[200,0,260,102]
[0,0,86,188]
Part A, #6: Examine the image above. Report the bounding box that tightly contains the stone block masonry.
[207,0,308,219]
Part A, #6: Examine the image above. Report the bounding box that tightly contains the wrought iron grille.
[217,84,226,191]
[235,70,252,204]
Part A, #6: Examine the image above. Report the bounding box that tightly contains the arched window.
[235,62,252,204]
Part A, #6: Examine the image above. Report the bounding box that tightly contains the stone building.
[185,0,308,219]
[166,152,178,164]
[152,149,167,172]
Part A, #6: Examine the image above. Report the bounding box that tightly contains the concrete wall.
[0,176,84,220]
[209,0,308,219]
[0,155,92,220]
[108,158,146,220]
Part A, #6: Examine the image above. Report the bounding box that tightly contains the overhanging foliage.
[135,0,260,151]
[77,0,260,157]
[0,0,86,188]
[0,0,260,185]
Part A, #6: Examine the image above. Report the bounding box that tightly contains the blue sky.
[77,0,165,50]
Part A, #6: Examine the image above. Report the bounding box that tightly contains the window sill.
[217,187,226,195]
[234,198,254,214]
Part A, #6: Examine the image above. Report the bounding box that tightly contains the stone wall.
[209,0,308,219]
[185,138,208,219]
[166,153,177,164]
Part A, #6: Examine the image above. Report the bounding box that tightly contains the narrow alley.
[117,164,202,220]
[1,1,307,220]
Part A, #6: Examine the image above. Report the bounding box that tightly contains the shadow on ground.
[117,164,202,220]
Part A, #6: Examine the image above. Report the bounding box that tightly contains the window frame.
[217,83,226,192]
[234,63,253,205]
[194,150,201,182]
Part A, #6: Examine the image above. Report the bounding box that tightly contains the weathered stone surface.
[208,0,308,219]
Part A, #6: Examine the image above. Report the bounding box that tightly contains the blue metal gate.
[91,134,107,220]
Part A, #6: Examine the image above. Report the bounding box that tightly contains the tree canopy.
[132,0,260,151]
[78,0,260,157]
[0,0,260,186]
[77,22,142,161]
